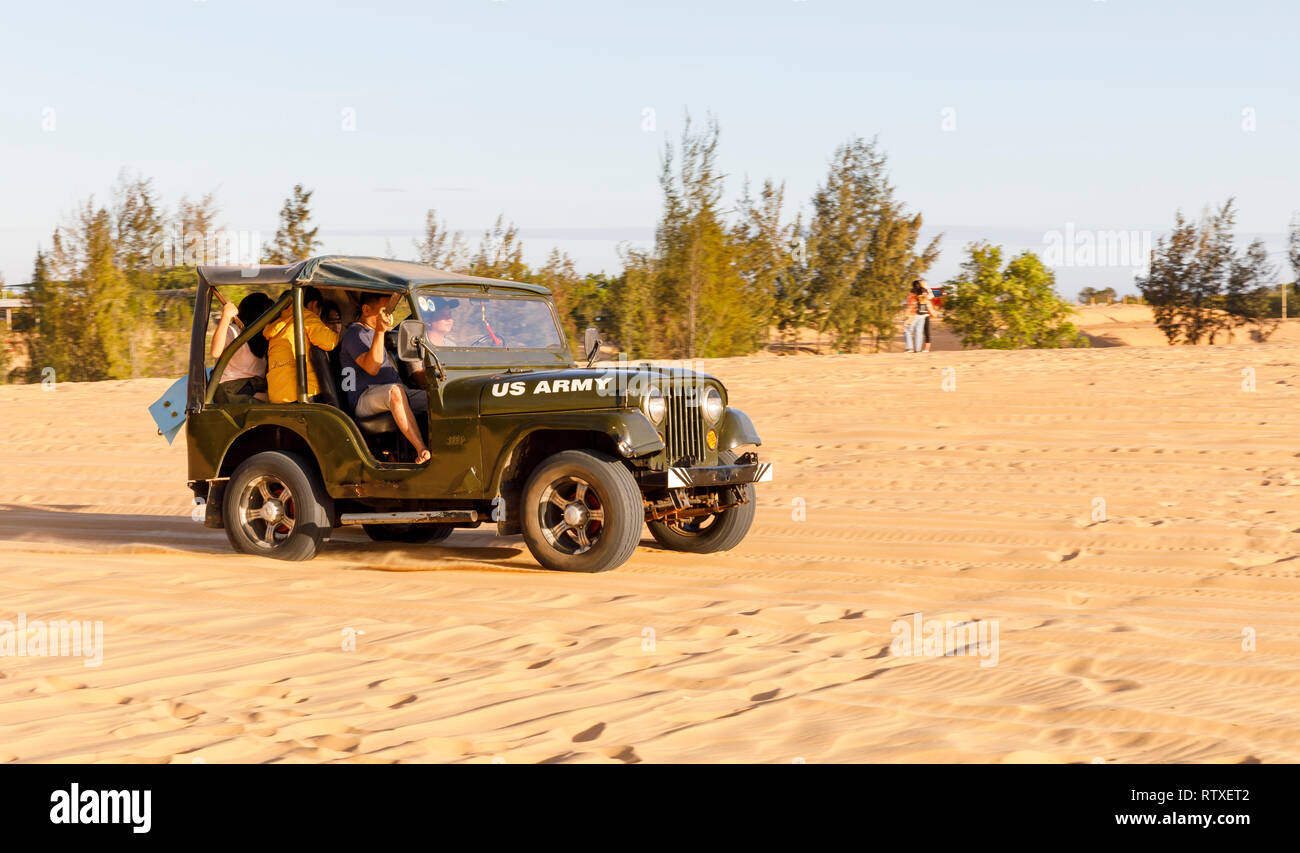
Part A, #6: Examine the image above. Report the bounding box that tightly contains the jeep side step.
[338,510,479,526]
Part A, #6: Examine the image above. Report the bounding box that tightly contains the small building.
[0,297,28,328]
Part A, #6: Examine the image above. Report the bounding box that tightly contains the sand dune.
[1,342,1299,763]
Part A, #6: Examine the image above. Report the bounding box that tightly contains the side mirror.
[583,326,602,364]
[396,318,426,362]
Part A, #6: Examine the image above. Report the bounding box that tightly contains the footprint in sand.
[1003,750,1070,764]
[275,719,357,741]
[603,745,642,763]
[363,693,416,710]
[111,718,190,739]
[368,676,437,690]
[1050,659,1139,694]
[1082,678,1140,694]
[1046,549,1085,562]
[212,683,291,701]
[804,605,852,624]
[312,733,362,754]
[69,687,131,706]
[571,722,606,743]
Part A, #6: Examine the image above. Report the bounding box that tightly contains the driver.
[340,292,432,465]
[423,297,459,346]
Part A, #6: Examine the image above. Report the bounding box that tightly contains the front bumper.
[666,461,773,489]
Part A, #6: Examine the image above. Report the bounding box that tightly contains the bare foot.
[414,448,432,465]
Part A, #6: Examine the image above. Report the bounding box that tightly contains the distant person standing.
[904,280,936,353]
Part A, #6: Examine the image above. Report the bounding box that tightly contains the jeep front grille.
[664,383,707,465]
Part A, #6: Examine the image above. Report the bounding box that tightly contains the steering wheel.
[470,333,505,347]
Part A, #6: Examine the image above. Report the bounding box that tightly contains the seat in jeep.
[310,345,398,435]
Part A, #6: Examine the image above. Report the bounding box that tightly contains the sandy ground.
[768,306,1300,353]
[1,342,1299,763]
[1072,304,1300,347]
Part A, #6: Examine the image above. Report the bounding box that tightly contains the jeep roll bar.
[191,263,303,411]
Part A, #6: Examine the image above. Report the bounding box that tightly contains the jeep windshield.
[413,290,566,350]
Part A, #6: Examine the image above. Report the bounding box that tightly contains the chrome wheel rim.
[238,475,296,549]
[538,476,605,555]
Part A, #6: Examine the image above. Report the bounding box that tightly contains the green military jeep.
[186,256,771,573]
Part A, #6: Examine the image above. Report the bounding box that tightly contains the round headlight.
[703,386,724,423]
[644,385,666,424]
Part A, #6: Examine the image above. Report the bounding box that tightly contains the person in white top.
[211,292,273,403]
[904,280,937,353]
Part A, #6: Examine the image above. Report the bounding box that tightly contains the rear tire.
[362,524,454,544]
[520,449,643,573]
[223,451,332,561]
[647,450,756,554]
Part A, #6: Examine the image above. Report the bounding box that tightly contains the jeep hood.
[458,365,721,416]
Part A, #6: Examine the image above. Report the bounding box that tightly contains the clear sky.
[3,0,1297,298]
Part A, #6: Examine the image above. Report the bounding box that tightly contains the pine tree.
[1137,200,1277,343]
[0,272,9,380]
[608,248,661,358]
[31,243,68,381]
[854,198,939,350]
[1290,213,1300,284]
[414,208,467,271]
[731,178,791,352]
[25,251,62,381]
[263,184,320,263]
[176,192,220,266]
[468,215,528,281]
[85,206,132,377]
[111,173,168,376]
[774,212,814,346]
[643,114,754,358]
[1285,212,1300,317]
[112,172,164,289]
[527,248,607,355]
[40,211,95,380]
[149,191,220,376]
[805,138,939,352]
[32,200,133,380]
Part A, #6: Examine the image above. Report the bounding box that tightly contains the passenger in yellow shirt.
[264,286,339,403]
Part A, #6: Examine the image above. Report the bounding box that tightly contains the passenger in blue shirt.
[340,292,431,464]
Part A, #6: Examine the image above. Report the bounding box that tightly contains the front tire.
[520,449,644,573]
[362,524,453,544]
[223,451,332,561]
[647,450,756,554]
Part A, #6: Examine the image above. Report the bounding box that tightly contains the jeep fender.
[488,410,663,487]
[487,410,663,536]
[718,407,762,452]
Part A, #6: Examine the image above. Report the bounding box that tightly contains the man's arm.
[354,312,394,376]
[305,311,339,351]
